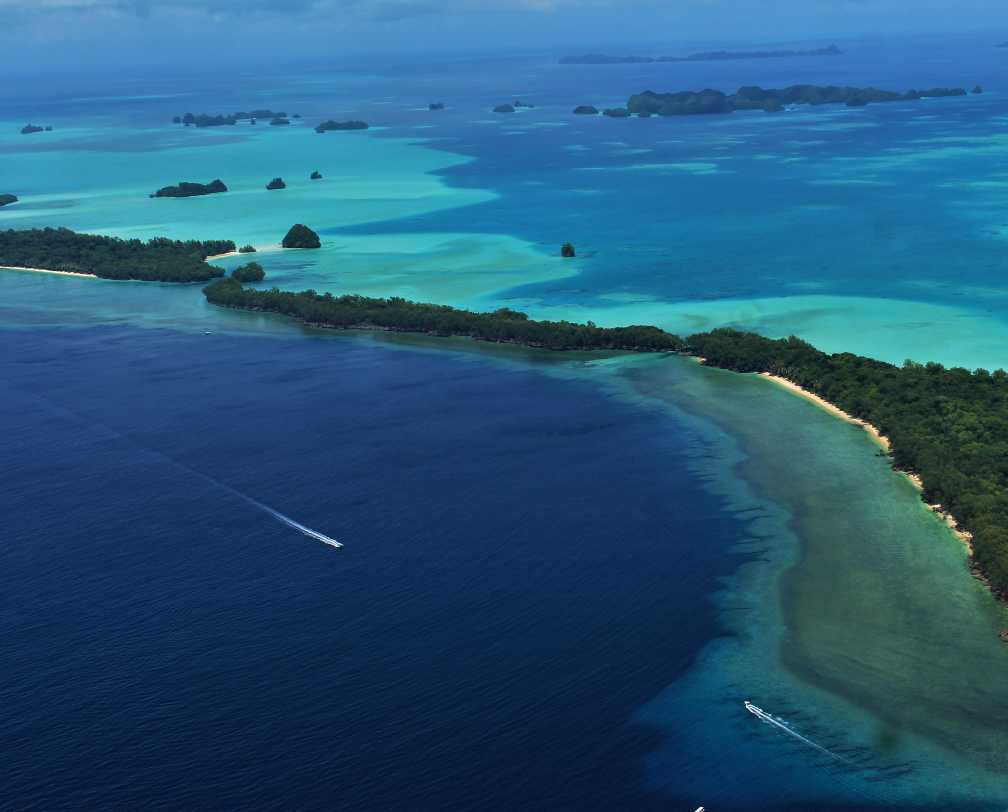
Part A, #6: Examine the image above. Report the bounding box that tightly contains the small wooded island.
[266,177,286,190]
[0,227,232,281]
[21,124,52,134]
[282,224,321,248]
[0,194,18,207]
[623,84,971,116]
[315,120,369,132]
[174,110,286,127]
[151,179,228,198]
[231,261,265,283]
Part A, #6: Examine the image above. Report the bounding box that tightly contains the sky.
[2,0,1008,71]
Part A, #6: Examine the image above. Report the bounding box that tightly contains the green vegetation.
[627,84,969,116]
[231,262,265,283]
[151,179,227,198]
[0,194,17,207]
[238,244,256,253]
[266,177,286,190]
[561,242,576,258]
[310,170,323,180]
[573,105,600,115]
[689,328,1008,597]
[315,120,369,132]
[0,227,231,282]
[282,224,320,249]
[202,279,684,352]
[21,124,50,134]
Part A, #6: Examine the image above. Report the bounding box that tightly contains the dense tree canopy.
[689,328,1008,596]
[203,278,685,353]
[282,224,320,249]
[0,227,231,282]
[231,262,265,283]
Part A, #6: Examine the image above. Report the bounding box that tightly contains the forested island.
[20,124,51,134]
[0,228,232,282]
[282,224,320,248]
[266,177,286,190]
[315,120,369,132]
[0,194,17,207]
[151,179,227,198]
[202,279,683,352]
[690,329,1008,598]
[231,261,265,283]
[626,84,970,116]
[174,110,287,127]
[560,45,842,64]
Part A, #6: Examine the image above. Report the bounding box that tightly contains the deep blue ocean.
[0,327,745,810]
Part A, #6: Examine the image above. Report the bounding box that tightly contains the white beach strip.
[0,265,96,279]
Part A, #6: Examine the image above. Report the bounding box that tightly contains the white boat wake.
[745,701,853,765]
[33,394,343,550]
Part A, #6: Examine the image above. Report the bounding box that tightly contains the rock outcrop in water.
[0,194,18,207]
[493,104,515,113]
[625,84,970,116]
[573,105,600,115]
[315,120,369,132]
[310,170,322,180]
[429,102,445,111]
[20,124,50,134]
[269,116,291,126]
[561,242,576,258]
[151,179,228,198]
[603,107,630,118]
[282,224,321,249]
[266,177,286,191]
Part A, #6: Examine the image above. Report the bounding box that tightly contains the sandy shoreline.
[0,265,96,279]
[756,371,974,553]
[206,243,280,261]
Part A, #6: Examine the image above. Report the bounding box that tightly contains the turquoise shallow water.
[4,37,1008,807]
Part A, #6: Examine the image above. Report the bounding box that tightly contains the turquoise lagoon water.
[4,36,1008,808]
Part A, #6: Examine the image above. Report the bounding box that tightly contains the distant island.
[202,278,683,352]
[573,105,599,115]
[231,261,265,283]
[150,179,227,198]
[429,102,445,111]
[269,117,290,126]
[238,244,256,253]
[315,120,369,132]
[266,177,286,190]
[560,45,842,64]
[174,110,287,127]
[20,124,52,134]
[310,170,323,180]
[623,84,970,116]
[493,104,515,114]
[282,224,320,248]
[0,194,17,207]
[0,227,232,282]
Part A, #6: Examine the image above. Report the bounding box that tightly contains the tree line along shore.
[203,281,1008,604]
[2,225,1006,609]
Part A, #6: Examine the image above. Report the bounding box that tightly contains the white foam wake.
[745,702,853,765]
[32,395,343,550]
